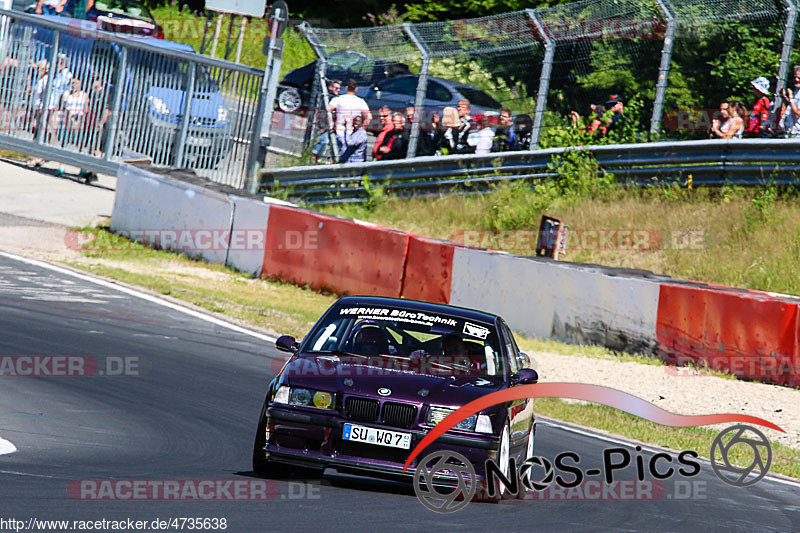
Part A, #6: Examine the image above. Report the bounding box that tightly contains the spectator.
[46,54,73,147]
[59,76,87,150]
[511,114,533,151]
[26,61,49,168]
[436,106,461,155]
[0,56,19,133]
[377,112,407,160]
[745,77,771,138]
[403,103,436,157]
[729,100,746,138]
[33,0,67,14]
[372,105,393,161]
[339,115,367,164]
[328,78,371,150]
[711,101,742,139]
[416,110,438,156]
[474,116,493,155]
[492,107,513,152]
[780,66,800,137]
[78,76,111,182]
[570,104,607,136]
[604,96,624,133]
[311,78,341,164]
[453,97,475,153]
[405,105,415,129]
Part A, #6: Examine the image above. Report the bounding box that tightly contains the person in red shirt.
[372,106,393,161]
[745,76,771,138]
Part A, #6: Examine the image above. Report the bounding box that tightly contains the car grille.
[344,397,380,422]
[381,402,417,429]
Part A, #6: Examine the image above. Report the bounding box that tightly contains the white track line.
[0,437,17,455]
[0,250,277,343]
[539,417,800,489]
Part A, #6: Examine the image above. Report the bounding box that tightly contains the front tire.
[277,87,302,113]
[252,399,288,478]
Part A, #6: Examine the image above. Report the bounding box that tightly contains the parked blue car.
[23,15,231,168]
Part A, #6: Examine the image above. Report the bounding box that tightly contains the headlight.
[147,96,170,116]
[427,406,480,432]
[217,105,228,123]
[272,385,335,410]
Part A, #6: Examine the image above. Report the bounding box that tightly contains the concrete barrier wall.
[113,164,800,386]
[225,195,270,277]
[657,283,800,387]
[111,164,234,265]
[262,205,410,297]
[449,248,660,353]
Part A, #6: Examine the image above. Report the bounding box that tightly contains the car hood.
[281,354,504,408]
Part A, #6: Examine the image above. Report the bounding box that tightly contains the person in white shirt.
[474,116,494,155]
[780,66,800,137]
[328,78,371,147]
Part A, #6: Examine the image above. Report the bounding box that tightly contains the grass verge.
[320,182,800,298]
[63,227,800,479]
[150,6,316,77]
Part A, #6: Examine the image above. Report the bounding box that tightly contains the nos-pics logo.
[413,424,773,513]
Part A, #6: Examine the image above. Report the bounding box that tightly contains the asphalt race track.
[0,252,798,532]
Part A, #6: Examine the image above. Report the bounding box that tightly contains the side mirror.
[515,368,538,385]
[276,335,298,353]
[519,352,531,367]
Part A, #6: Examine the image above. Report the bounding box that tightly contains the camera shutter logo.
[710,424,772,487]
[413,451,477,513]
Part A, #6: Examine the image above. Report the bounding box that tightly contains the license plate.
[342,423,411,449]
[186,136,212,147]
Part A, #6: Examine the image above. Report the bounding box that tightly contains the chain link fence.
[0,9,264,188]
[296,0,799,164]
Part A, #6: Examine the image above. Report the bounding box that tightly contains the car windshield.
[128,50,217,91]
[302,304,504,377]
[456,86,501,109]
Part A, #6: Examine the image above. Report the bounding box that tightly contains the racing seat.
[351,326,391,356]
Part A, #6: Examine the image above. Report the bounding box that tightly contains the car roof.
[334,295,500,324]
[31,15,192,53]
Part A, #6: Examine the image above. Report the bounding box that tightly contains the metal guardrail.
[258,139,800,204]
[0,9,264,187]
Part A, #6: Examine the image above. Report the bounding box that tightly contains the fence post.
[103,46,126,162]
[404,23,429,158]
[299,22,338,162]
[173,62,195,168]
[245,6,286,193]
[526,9,553,149]
[772,0,797,128]
[650,0,676,138]
[36,29,60,145]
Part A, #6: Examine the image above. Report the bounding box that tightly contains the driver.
[441,333,467,356]
[352,326,391,356]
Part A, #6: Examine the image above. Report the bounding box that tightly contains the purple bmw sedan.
[253,296,538,486]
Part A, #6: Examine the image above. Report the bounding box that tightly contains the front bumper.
[146,116,231,165]
[262,406,499,481]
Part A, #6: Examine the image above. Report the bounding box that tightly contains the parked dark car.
[356,74,502,133]
[277,49,410,113]
[253,296,538,486]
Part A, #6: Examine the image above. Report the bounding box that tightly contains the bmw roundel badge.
[377,387,391,396]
